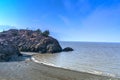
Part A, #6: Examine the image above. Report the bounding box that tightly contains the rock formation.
[63,47,74,52]
[0,39,21,61]
[0,29,62,53]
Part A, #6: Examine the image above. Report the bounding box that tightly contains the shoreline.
[31,56,119,80]
[0,52,119,80]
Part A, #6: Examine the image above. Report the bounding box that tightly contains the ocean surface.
[35,42,120,78]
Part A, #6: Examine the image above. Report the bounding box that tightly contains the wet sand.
[0,52,119,80]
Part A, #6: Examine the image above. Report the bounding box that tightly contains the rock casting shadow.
[0,53,32,62]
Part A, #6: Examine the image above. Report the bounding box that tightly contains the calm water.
[35,42,120,77]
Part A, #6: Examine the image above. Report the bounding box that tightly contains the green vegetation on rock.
[42,30,50,37]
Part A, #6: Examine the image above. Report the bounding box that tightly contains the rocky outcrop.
[0,40,21,61]
[0,29,62,53]
[63,47,74,52]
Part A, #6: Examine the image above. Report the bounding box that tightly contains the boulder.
[63,47,74,52]
[0,29,62,53]
[0,40,21,61]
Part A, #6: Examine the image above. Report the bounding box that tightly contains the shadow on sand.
[0,53,32,62]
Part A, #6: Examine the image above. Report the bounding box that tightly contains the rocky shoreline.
[0,40,21,61]
[0,29,73,61]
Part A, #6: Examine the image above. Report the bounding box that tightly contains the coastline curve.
[31,56,119,80]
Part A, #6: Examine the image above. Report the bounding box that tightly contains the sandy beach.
[0,52,119,80]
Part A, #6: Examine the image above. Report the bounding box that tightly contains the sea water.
[35,42,120,78]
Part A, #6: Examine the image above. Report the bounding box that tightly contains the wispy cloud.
[77,3,120,42]
[58,15,70,26]
[0,25,17,31]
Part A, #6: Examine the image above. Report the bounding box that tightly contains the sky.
[0,0,120,42]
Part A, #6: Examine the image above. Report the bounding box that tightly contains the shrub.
[42,30,50,37]
[36,29,42,34]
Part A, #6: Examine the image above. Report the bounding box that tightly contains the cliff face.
[0,29,62,53]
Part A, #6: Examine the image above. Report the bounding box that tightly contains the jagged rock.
[0,40,21,61]
[63,47,74,52]
[0,29,62,53]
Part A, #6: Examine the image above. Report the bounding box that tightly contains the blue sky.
[0,0,120,42]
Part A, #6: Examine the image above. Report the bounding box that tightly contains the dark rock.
[63,47,74,52]
[0,29,62,53]
[0,40,20,61]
